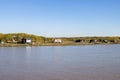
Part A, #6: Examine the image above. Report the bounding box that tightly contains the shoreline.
[0,43,119,47]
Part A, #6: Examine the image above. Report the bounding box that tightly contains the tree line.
[0,33,120,44]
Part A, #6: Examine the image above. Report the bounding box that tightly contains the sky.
[0,0,120,37]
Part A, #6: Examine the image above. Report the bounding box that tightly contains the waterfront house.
[109,40,117,43]
[54,39,62,43]
[75,40,85,43]
[89,39,97,44]
[103,40,108,43]
[0,40,4,44]
[22,38,32,44]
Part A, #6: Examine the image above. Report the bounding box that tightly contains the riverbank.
[0,43,119,47]
[0,33,120,47]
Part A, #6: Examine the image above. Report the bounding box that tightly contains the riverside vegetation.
[0,33,120,47]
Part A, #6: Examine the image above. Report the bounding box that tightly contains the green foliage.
[0,33,45,43]
[45,38,53,43]
[0,33,120,45]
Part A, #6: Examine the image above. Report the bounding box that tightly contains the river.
[0,45,120,80]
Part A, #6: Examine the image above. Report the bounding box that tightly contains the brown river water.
[0,45,120,80]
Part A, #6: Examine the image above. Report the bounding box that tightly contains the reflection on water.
[0,45,120,80]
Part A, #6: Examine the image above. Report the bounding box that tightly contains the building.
[89,39,97,43]
[75,40,85,43]
[0,40,4,44]
[22,38,32,44]
[102,40,108,43]
[54,39,62,43]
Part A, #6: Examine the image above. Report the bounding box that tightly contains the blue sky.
[0,0,120,37]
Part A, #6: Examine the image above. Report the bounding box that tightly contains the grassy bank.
[0,42,119,47]
[0,33,120,47]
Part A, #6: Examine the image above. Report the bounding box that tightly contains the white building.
[0,41,4,44]
[54,39,62,43]
[22,38,32,44]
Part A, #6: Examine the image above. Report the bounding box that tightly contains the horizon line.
[0,32,120,38]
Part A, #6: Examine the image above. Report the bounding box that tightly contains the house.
[54,39,62,43]
[102,40,108,43]
[89,39,97,43]
[109,40,117,43]
[75,40,82,42]
[75,40,85,43]
[22,38,32,44]
[0,40,4,44]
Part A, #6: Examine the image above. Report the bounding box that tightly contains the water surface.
[0,45,120,80]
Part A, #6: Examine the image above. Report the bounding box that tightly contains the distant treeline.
[0,33,120,44]
[60,37,120,44]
